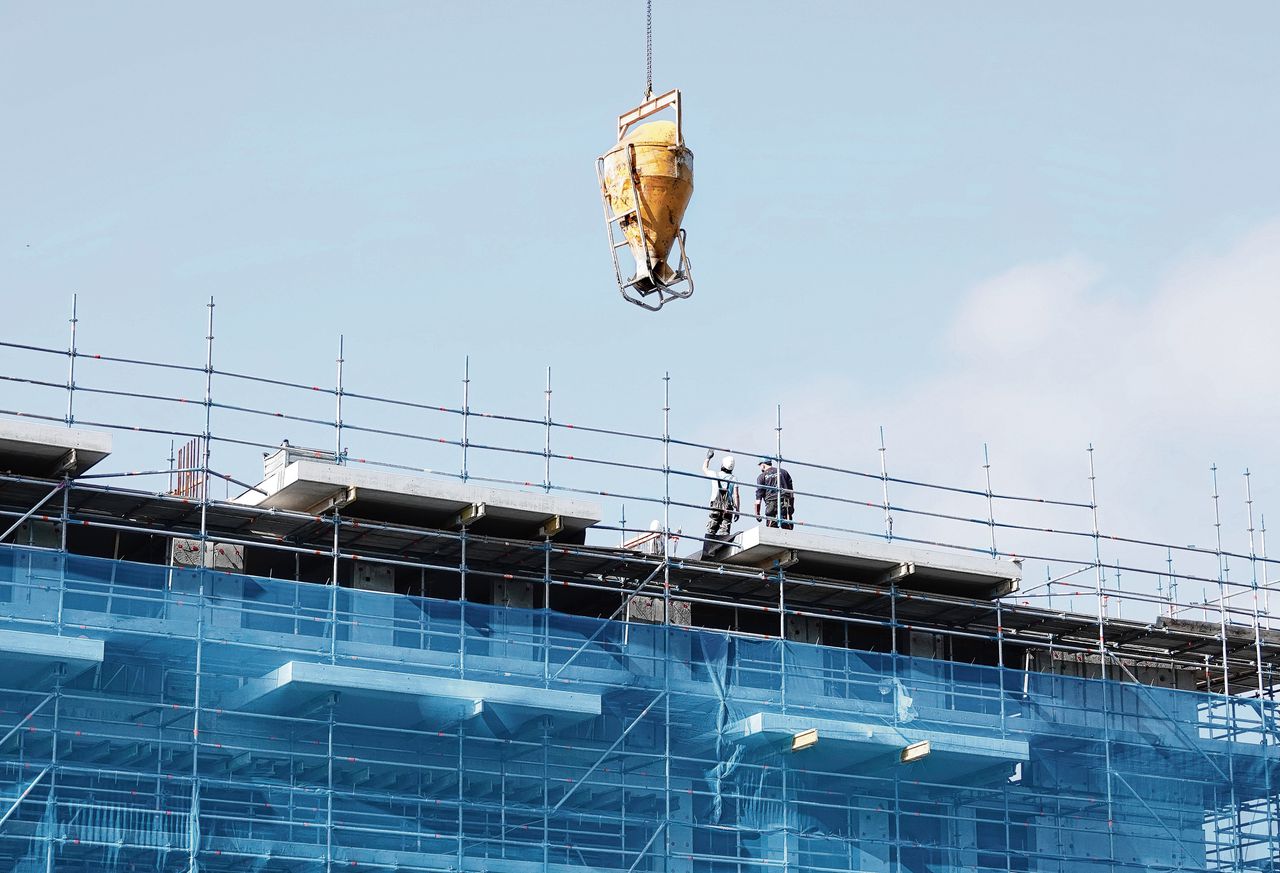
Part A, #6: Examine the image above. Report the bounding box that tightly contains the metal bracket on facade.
[989,577,1020,599]
[878,562,914,585]
[750,549,798,571]
[305,486,357,516]
[453,503,486,529]
[297,690,342,721]
[52,449,78,476]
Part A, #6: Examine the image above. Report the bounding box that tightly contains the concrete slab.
[723,525,1021,599]
[222,660,601,733]
[0,418,112,477]
[0,628,104,684]
[727,710,1027,783]
[235,459,601,541]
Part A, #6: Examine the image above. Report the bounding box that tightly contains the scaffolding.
[0,298,1277,872]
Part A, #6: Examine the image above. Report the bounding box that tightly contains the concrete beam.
[235,459,601,538]
[0,418,111,477]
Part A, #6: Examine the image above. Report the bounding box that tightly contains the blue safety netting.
[0,542,1276,872]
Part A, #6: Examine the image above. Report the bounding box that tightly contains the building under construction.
[0,305,1277,872]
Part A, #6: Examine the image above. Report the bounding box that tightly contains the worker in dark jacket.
[754,458,795,529]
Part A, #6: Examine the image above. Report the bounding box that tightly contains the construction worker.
[644,519,663,556]
[701,449,739,557]
[754,458,795,529]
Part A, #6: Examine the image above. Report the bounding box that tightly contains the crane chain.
[645,0,653,99]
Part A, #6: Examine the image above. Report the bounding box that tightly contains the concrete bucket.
[600,118,694,293]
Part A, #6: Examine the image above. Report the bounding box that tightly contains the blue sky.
[3,3,1280,610]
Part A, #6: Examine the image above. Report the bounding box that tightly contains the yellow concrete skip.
[600,120,693,288]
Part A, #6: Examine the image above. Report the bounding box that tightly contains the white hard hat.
[721,455,736,472]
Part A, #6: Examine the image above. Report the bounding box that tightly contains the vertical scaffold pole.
[460,360,470,677]
[1263,514,1272,626]
[326,696,336,873]
[1245,471,1265,690]
[59,295,78,644]
[540,719,549,873]
[461,356,470,482]
[989,432,1011,869]
[1114,563,1123,620]
[190,296,215,873]
[781,757,791,873]
[199,298,214,556]
[1244,470,1276,860]
[44,667,63,873]
[662,374,671,569]
[1211,464,1231,696]
[777,403,787,712]
[774,403,783,528]
[1210,463,1243,866]
[661,372,672,868]
[51,299,79,629]
[1086,445,1116,860]
[543,367,553,680]
[886,425,899,721]
[335,336,345,465]
[331,338,345,664]
[544,366,552,493]
[983,443,997,557]
[65,293,77,427]
[878,426,892,541]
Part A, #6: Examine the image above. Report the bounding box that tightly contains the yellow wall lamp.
[791,728,819,752]
[901,740,931,764]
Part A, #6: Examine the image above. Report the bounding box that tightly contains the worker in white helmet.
[701,449,740,557]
